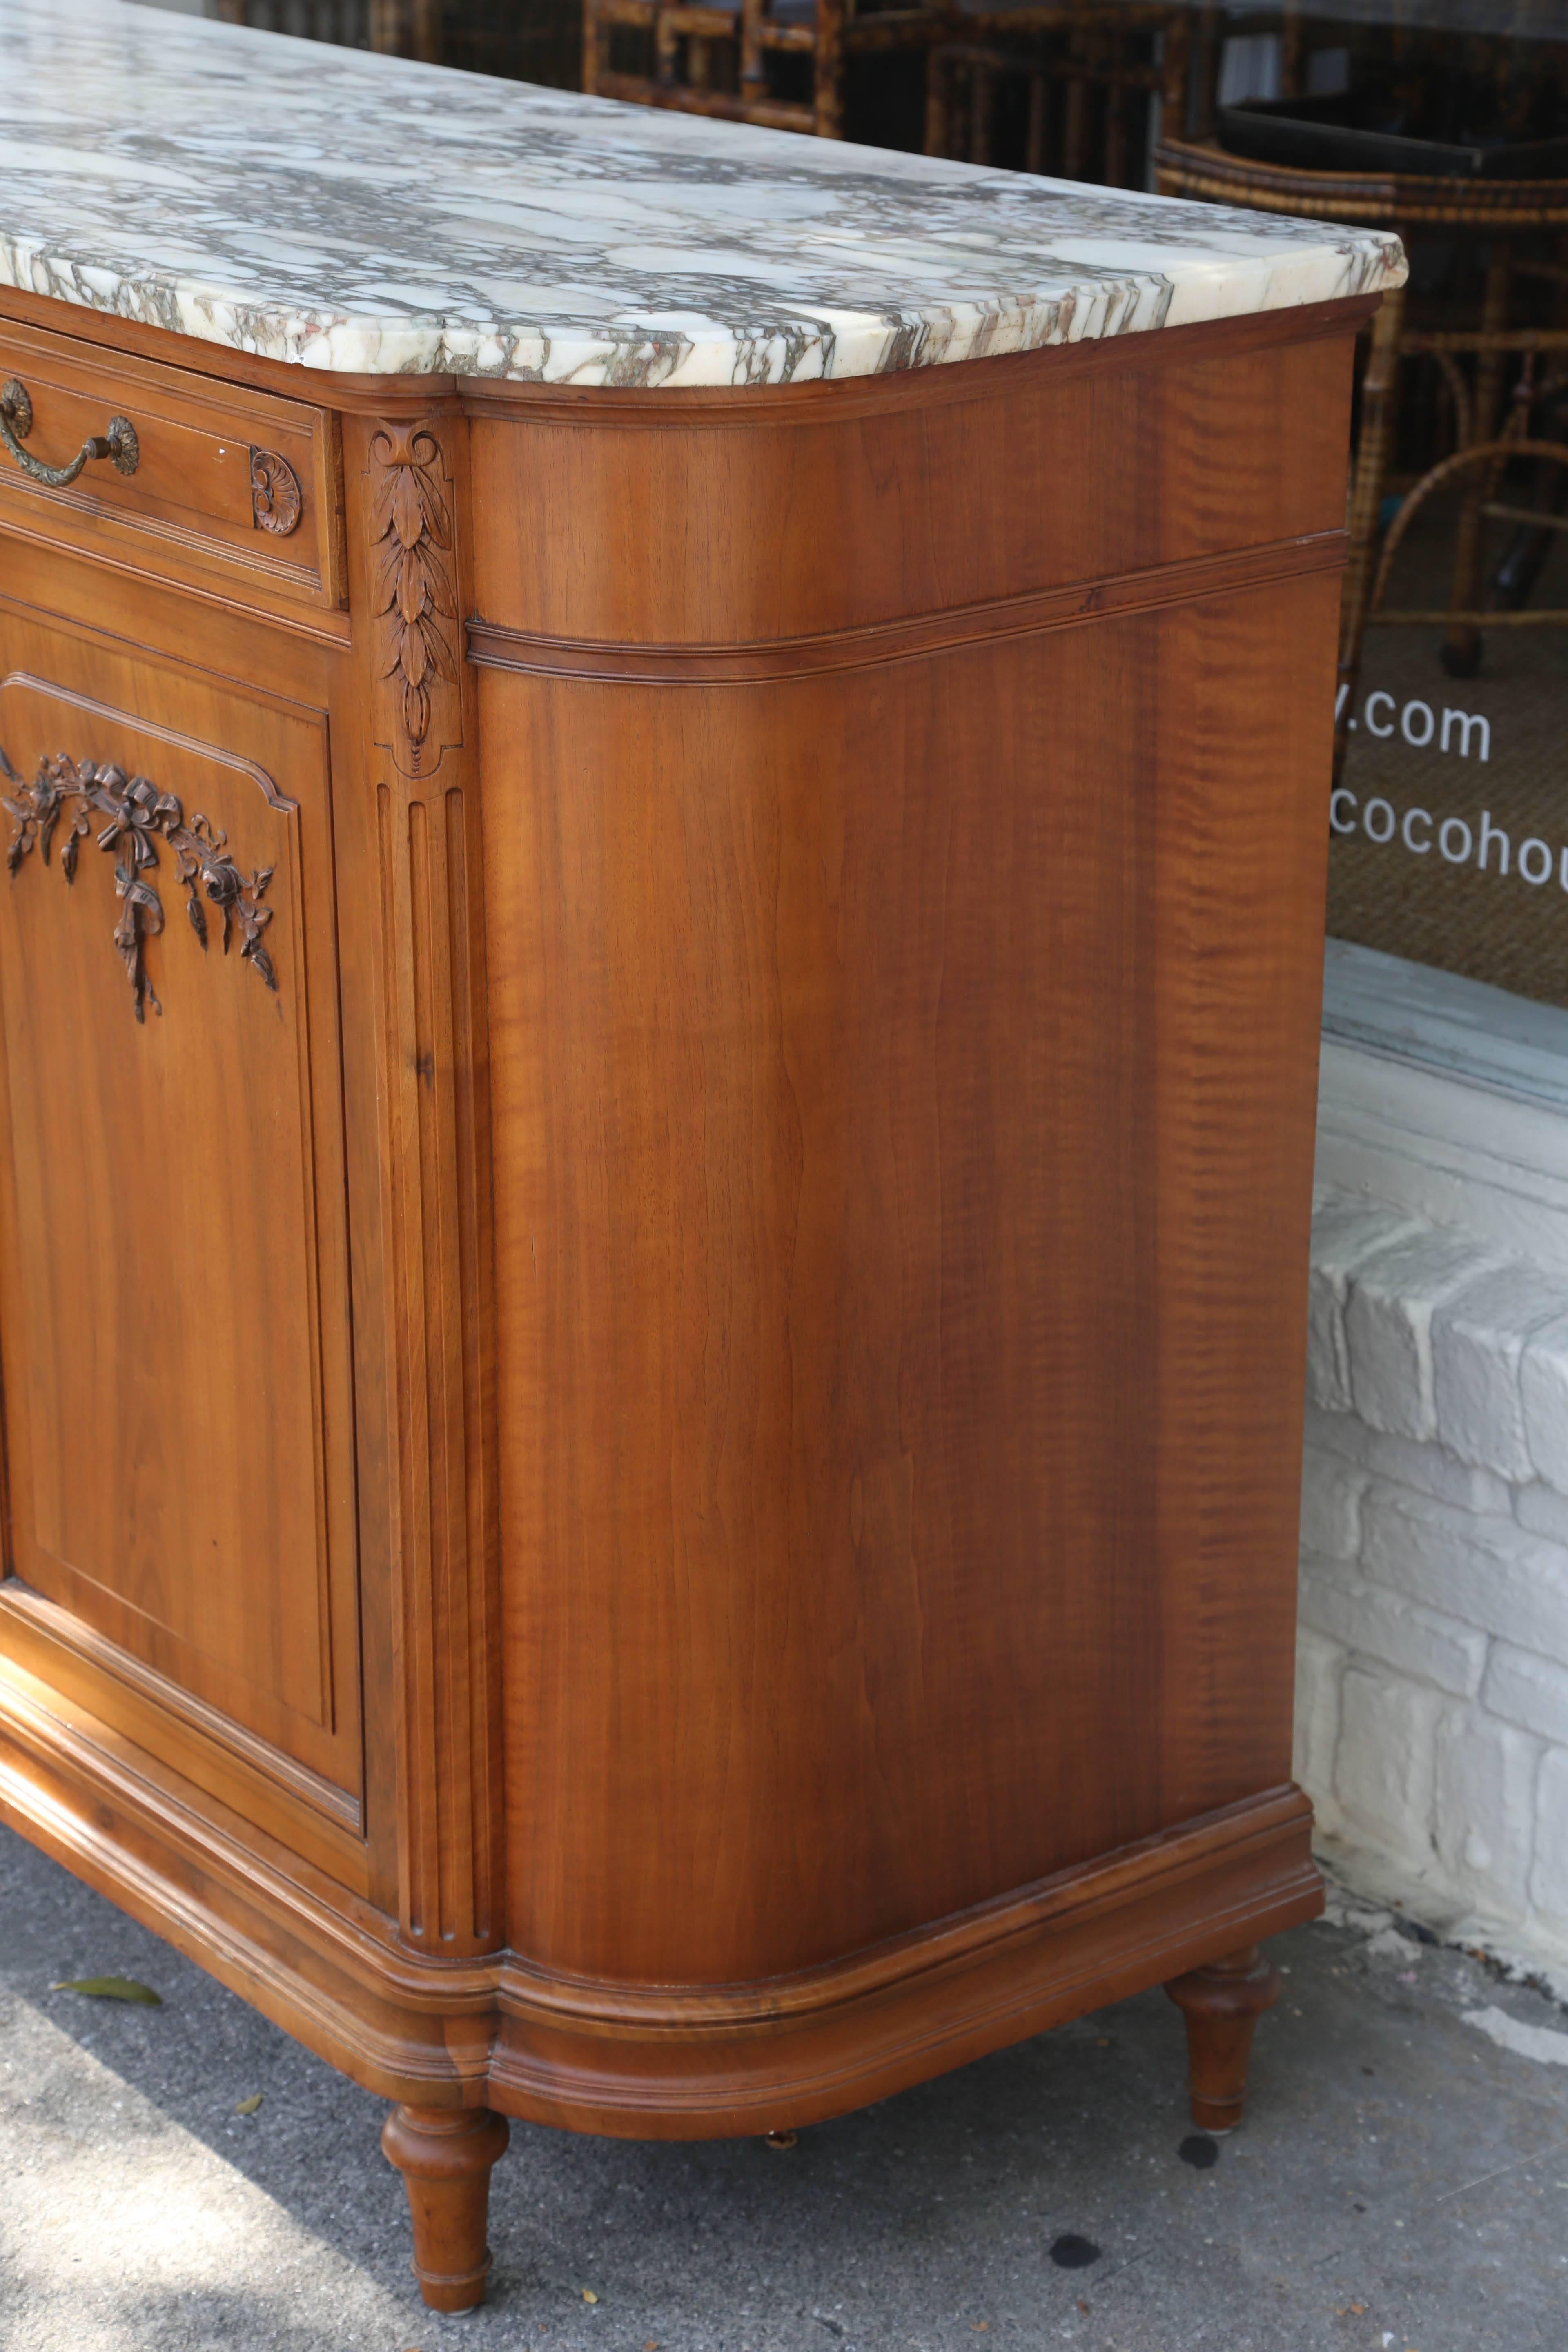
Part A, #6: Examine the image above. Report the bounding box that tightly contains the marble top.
[0,0,1405,390]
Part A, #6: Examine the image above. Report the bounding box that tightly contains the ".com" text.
[1335,684,1491,762]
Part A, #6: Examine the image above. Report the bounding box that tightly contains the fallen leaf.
[581,2289,599,2304]
[49,1976,162,2005]
[1077,2303,1091,2317]
[235,2094,263,2116]
[644,2342,661,2350]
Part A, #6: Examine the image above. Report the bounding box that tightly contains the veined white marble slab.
[0,0,1404,388]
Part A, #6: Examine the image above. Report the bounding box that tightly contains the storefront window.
[1150,2,1568,1012]
[163,2,1568,1022]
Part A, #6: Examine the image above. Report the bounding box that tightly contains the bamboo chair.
[923,4,1178,182]
[1155,129,1568,766]
[212,1,442,58]
[584,0,944,140]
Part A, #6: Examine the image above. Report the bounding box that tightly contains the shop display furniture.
[923,2,1178,180]
[583,0,946,138]
[0,0,1402,2314]
[1158,88,1568,757]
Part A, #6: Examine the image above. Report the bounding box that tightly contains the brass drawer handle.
[0,376,140,487]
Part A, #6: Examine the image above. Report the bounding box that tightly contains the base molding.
[0,1652,1319,2136]
[488,1789,1321,2136]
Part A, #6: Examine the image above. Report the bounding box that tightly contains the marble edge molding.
[0,230,1410,395]
[0,229,1409,394]
[0,0,1408,391]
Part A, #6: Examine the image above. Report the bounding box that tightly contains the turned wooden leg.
[1164,1944,1281,2134]
[381,2102,510,2312]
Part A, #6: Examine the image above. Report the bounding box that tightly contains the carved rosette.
[369,421,462,782]
[0,744,290,1023]
[249,446,303,537]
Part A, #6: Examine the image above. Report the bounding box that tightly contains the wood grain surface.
[0,289,1361,2140]
[479,583,1340,1990]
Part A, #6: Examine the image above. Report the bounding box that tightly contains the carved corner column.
[350,403,505,1964]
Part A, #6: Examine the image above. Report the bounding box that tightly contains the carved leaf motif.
[391,469,428,550]
[370,422,460,768]
[420,612,456,680]
[0,745,288,1023]
[402,678,431,749]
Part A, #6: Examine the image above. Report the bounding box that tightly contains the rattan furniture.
[923,2,1177,178]
[584,0,943,138]
[1157,134,1568,757]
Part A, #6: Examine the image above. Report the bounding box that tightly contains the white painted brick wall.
[1298,1450,1365,1560]
[1358,1485,1568,1665]
[1513,1481,1568,1546]
[1481,1645,1568,1744]
[1307,1197,1420,1414]
[1305,1401,1513,1515]
[1344,1227,1501,1442]
[1532,1748,1568,1939]
[1433,1715,1540,1916]
[1299,1555,1486,1697]
[1432,1265,1568,1483]
[1293,1627,1344,1813]
[1521,1316,1568,1497]
[1334,1664,1445,1856]
[1298,1188,1568,1972]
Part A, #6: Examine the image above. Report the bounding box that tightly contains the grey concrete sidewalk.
[2,1824,1566,2352]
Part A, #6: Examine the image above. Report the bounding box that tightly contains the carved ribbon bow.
[1,746,279,1023]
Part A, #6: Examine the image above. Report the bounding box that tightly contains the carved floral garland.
[0,746,279,1023]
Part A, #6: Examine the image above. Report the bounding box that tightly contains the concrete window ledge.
[1303,942,1568,1996]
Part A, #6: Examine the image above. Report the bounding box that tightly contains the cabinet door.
[0,611,362,1850]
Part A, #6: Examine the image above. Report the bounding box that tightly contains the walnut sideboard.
[0,0,1406,2313]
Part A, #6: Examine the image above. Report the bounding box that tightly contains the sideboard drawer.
[0,319,343,623]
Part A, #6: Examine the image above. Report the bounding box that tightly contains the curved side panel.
[0,1657,1317,2137]
[472,328,1354,2019]
[479,555,1341,1990]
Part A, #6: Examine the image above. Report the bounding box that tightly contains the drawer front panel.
[0,614,362,1825]
[0,320,342,621]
